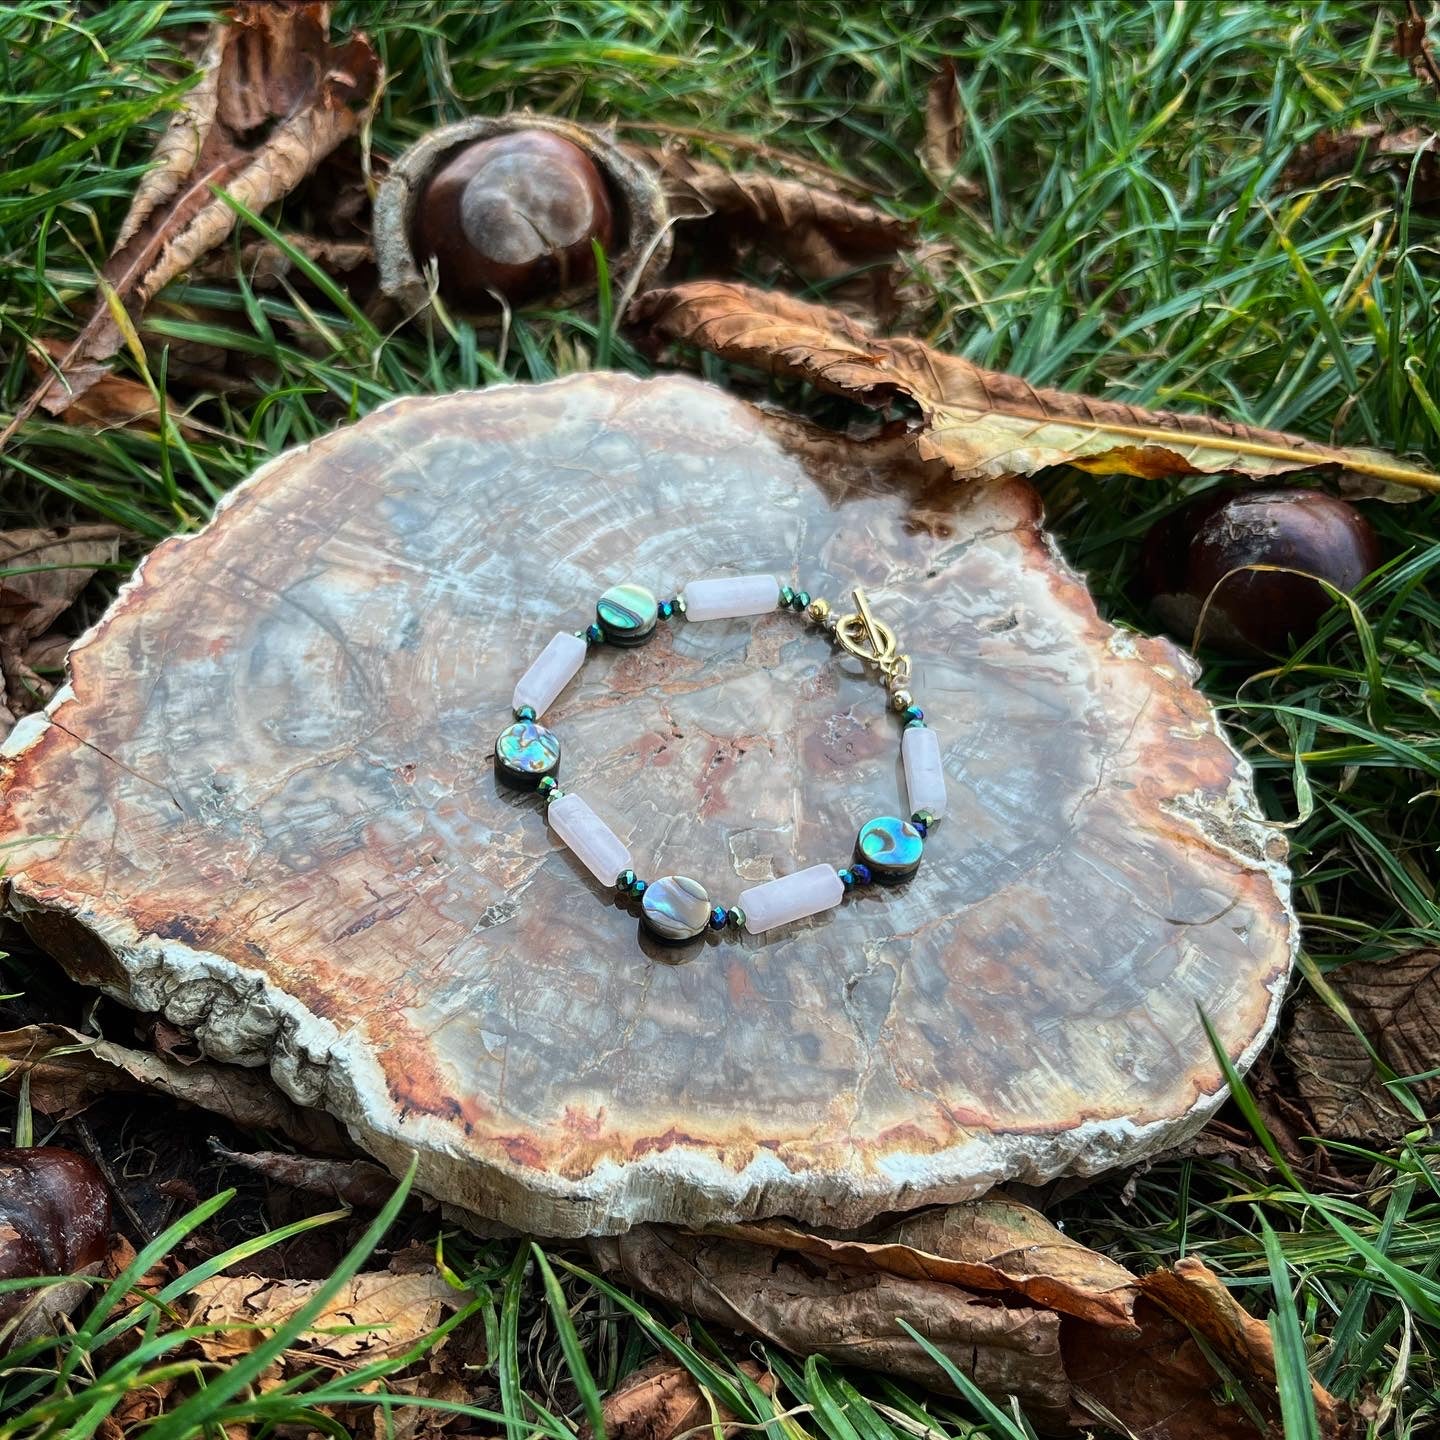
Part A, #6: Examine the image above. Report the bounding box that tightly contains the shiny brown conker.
[1140,487,1381,656]
[0,1146,111,1324]
[411,130,615,308]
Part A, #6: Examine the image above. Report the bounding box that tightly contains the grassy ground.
[2,1,1439,1436]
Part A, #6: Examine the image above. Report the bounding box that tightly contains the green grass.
[2,0,1440,1436]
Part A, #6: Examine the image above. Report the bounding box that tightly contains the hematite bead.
[912,809,937,831]
[585,622,604,645]
[903,704,924,724]
[658,599,674,620]
[855,816,924,884]
[709,905,728,930]
[537,775,557,797]
[779,585,796,609]
[596,582,659,646]
[617,868,637,894]
[851,862,873,886]
[794,590,811,610]
[494,720,561,789]
[514,704,537,722]
[838,867,855,888]
[727,906,745,929]
[640,875,709,941]
[633,879,647,896]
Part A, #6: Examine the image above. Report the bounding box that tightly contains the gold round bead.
[890,689,913,711]
[885,670,909,693]
[807,597,831,623]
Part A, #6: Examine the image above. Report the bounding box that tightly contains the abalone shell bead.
[596,582,658,646]
[682,574,780,621]
[512,631,587,717]
[739,864,844,935]
[494,719,561,788]
[548,793,631,885]
[641,875,712,942]
[855,816,924,884]
[901,723,947,818]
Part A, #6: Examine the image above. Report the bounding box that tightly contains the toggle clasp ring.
[835,587,909,682]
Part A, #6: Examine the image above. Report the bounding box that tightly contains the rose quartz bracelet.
[494,576,945,944]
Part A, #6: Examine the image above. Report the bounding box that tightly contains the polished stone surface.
[0,374,1295,1237]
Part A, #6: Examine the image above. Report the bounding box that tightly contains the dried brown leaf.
[919,59,981,202]
[716,1192,1138,1330]
[1288,947,1440,1142]
[630,280,1440,495]
[194,235,375,286]
[597,1357,774,1440]
[3,1,380,445]
[186,1268,463,1366]
[0,526,125,639]
[647,150,918,325]
[1397,1,1440,98]
[594,1210,1350,1440]
[590,1226,1074,1431]
[208,1140,405,1210]
[25,337,205,438]
[0,1023,348,1155]
[1282,124,1440,202]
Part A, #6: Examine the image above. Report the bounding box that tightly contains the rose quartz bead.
[902,725,947,818]
[512,631,587,716]
[682,574,779,621]
[739,864,845,935]
[547,793,631,885]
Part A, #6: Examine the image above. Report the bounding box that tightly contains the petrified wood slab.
[0,374,1296,1236]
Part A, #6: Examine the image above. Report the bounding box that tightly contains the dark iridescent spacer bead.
[838,867,855,888]
[794,590,811,611]
[617,869,637,894]
[851,863,873,886]
[514,704,537,722]
[910,816,928,838]
[709,905,728,930]
[537,775,557,797]
[632,879,648,897]
[673,593,687,615]
[658,599,674,620]
[903,704,924,724]
[585,622,604,645]
[727,906,746,929]
[545,787,565,804]
[905,717,927,730]
[912,809,938,831]
[779,585,796,609]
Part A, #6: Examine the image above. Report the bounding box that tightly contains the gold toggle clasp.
[835,587,909,683]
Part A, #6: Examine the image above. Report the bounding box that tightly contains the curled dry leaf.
[644,148,921,325]
[1396,0,1440,98]
[0,1022,349,1156]
[185,1267,465,1367]
[591,1202,1349,1440]
[208,1139,408,1210]
[629,280,1440,496]
[919,59,982,203]
[3,1,380,446]
[25,338,206,439]
[0,526,125,640]
[1287,947,1440,1142]
[589,1225,1073,1431]
[716,1191,1138,1330]
[597,1357,774,1440]
[1281,124,1440,204]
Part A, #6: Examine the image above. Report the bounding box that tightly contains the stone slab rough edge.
[0,376,1298,1236]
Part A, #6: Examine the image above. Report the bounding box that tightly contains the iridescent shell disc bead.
[640,874,712,942]
[596,582,659,646]
[494,720,561,789]
[855,816,924,884]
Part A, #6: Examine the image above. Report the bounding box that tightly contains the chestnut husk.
[1141,486,1382,656]
[375,114,670,321]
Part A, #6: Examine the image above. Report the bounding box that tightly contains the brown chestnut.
[1140,487,1381,656]
[411,130,614,308]
[0,1146,111,1326]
